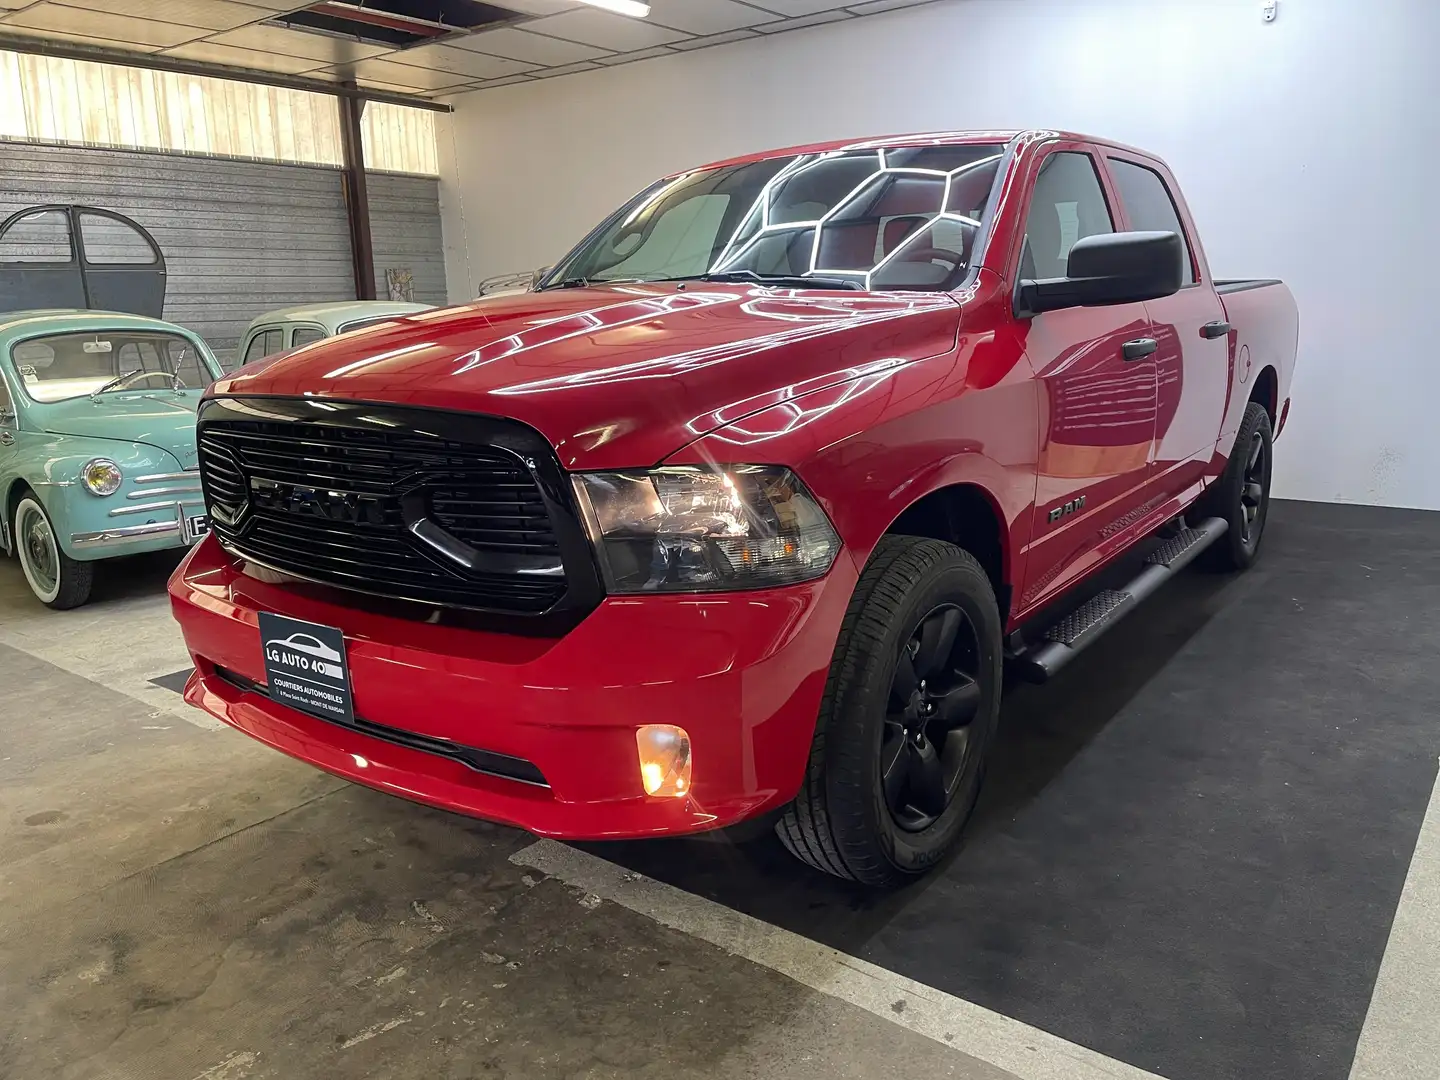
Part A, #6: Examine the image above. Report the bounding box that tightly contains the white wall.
[438,0,1440,510]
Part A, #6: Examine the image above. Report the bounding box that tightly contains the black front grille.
[197,398,599,616]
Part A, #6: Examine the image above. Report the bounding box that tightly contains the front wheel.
[777,536,1002,886]
[14,495,94,609]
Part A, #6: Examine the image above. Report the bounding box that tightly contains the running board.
[1011,516,1229,683]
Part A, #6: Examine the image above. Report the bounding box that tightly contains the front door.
[1103,153,1230,502]
[1015,148,1161,615]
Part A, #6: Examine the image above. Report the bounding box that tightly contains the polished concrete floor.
[1,500,1437,1080]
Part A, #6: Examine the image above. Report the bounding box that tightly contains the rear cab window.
[1106,157,1198,285]
[290,326,326,348]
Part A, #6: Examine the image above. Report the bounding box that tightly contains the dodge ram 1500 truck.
[170,130,1299,885]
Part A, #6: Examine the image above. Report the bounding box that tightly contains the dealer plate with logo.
[258,612,353,724]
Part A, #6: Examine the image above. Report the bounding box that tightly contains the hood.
[38,392,201,468]
[213,285,961,469]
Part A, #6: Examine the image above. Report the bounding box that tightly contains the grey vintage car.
[236,301,432,367]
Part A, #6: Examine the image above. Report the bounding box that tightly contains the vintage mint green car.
[0,309,223,608]
[237,300,432,366]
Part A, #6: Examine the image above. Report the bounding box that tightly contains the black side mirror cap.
[1016,230,1185,317]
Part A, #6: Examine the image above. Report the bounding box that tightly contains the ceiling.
[0,0,943,102]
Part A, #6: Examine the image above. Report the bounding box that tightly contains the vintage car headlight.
[573,465,840,593]
[80,458,123,496]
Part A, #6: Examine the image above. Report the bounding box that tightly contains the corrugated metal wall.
[0,142,448,363]
[370,172,448,306]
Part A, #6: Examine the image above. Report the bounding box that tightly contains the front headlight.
[573,465,841,594]
[80,458,123,496]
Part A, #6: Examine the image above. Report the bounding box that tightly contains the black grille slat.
[198,404,572,613]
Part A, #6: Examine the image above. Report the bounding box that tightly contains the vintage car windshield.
[9,330,216,403]
[544,143,1005,293]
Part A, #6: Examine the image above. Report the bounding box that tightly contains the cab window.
[1021,152,1115,280]
[291,327,325,348]
[1107,158,1197,284]
[242,328,283,364]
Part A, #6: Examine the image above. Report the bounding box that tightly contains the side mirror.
[1017,231,1184,316]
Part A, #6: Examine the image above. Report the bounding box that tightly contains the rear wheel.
[1198,401,1273,571]
[14,496,93,609]
[777,536,1002,886]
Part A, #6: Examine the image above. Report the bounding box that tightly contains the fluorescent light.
[578,0,651,16]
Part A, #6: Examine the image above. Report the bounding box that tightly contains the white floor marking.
[513,839,1169,1080]
[1348,761,1440,1080]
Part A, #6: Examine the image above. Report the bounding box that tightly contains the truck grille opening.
[196,399,591,615]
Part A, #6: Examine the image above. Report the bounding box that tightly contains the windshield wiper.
[90,369,142,399]
[540,275,656,291]
[692,270,865,291]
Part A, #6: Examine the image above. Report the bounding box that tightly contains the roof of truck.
[684,129,1153,174]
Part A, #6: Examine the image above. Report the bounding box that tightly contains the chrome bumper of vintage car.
[71,519,183,548]
[73,471,206,549]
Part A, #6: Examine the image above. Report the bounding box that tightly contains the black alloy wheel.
[778,535,1002,887]
[1199,400,1273,572]
[882,604,982,832]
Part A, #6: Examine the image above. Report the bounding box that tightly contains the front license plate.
[185,513,210,543]
[258,612,354,724]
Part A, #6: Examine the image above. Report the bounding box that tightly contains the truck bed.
[1215,278,1299,439]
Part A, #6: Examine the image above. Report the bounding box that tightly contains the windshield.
[545,143,1005,293]
[9,330,216,403]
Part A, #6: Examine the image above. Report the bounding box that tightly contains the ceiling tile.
[645,0,779,35]
[845,0,938,11]
[3,3,201,47]
[484,0,580,14]
[521,8,687,52]
[534,59,600,77]
[207,22,393,63]
[331,57,481,91]
[754,10,853,32]
[384,42,536,80]
[666,28,760,51]
[162,40,324,73]
[471,72,536,88]
[747,0,852,14]
[0,23,164,51]
[449,26,609,65]
[50,0,276,32]
[593,44,676,66]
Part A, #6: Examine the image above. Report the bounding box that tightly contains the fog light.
[636,724,691,797]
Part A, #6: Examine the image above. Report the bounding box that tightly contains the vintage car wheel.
[14,495,94,609]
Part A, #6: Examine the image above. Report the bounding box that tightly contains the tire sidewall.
[1223,403,1273,568]
[15,496,62,605]
[834,554,1003,876]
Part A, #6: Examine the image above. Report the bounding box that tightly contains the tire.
[14,495,94,609]
[777,536,1002,887]
[1197,401,1273,572]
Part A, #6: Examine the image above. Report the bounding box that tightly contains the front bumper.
[169,535,856,839]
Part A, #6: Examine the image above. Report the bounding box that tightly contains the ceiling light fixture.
[577,0,651,17]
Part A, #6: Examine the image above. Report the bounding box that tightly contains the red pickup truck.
[171,130,1298,886]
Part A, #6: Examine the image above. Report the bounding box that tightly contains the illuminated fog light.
[636,725,691,797]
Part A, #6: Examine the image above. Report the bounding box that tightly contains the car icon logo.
[265,632,345,679]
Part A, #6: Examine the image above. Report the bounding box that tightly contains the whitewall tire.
[14,495,94,609]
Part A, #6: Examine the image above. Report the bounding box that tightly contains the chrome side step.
[1012,516,1229,683]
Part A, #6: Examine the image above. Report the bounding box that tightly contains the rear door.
[1017,145,1161,611]
[1103,152,1230,501]
[74,209,167,318]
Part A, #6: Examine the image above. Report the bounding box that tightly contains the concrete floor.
[0,553,1019,1080]
[2,503,1438,1080]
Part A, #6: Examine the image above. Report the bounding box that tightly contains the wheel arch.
[2,477,38,555]
[882,482,1011,623]
[1250,365,1279,425]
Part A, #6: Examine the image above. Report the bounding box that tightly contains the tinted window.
[291,327,326,348]
[1109,159,1195,284]
[0,209,73,263]
[1022,153,1114,280]
[78,212,157,265]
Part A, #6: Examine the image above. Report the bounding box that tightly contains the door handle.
[0,431,13,446]
[1122,338,1158,361]
[1200,320,1231,339]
